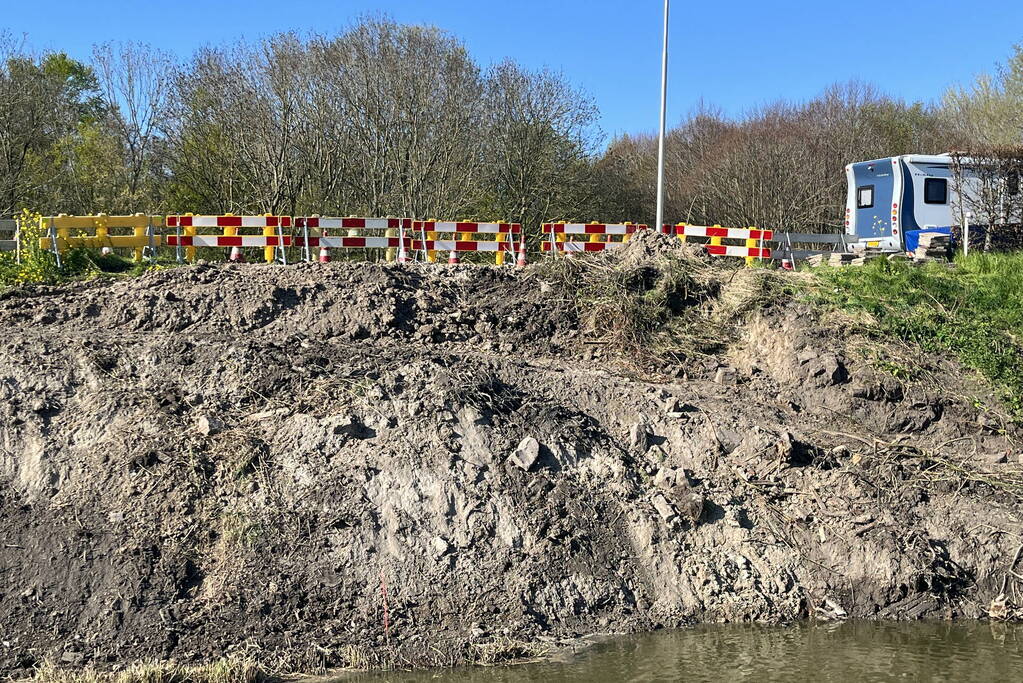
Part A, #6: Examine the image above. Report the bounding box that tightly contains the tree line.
[1,20,1020,232]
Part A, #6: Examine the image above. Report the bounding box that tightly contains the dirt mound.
[0,261,577,355]
[1,253,1021,677]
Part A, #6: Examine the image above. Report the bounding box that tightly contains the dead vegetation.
[536,232,786,369]
[26,659,271,683]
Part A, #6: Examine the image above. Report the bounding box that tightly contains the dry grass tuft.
[471,637,552,666]
[537,238,783,365]
[28,658,273,683]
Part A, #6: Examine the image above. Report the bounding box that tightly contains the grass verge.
[806,251,1023,416]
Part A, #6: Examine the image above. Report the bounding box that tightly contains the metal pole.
[303,219,311,262]
[964,212,972,258]
[48,217,62,270]
[277,221,287,265]
[654,0,670,233]
[145,216,155,261]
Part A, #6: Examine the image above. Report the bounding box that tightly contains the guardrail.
[0,219,17,256]
[766,232,852,263]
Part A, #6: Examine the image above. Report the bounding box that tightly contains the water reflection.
[334,621,1023,682]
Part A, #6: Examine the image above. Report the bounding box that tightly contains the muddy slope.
[1,243,1021,676]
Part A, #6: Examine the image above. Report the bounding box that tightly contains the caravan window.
[857,185,874,208]
[924,178,948,204]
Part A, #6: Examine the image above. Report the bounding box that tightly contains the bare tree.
[950,148,1023,251]
[92,41,175,207]
[325,19,487,218]
[483,60,601,228]
[599,83,950,233]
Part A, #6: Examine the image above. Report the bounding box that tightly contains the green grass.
[808,251,1023,416]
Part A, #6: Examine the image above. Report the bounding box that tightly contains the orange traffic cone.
[448,248,459,264]
[319,247,330,263]
[516,238,527,268]
[229,246,246,263]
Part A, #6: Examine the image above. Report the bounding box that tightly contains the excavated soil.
[1,235,1022,677]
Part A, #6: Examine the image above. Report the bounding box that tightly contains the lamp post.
[654,0,669,234]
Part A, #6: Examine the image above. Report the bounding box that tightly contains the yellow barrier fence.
[38,213,165,262]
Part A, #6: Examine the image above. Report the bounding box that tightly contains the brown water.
[334,621,1023,682]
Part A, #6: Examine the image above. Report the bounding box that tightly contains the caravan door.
[848,159,897,245]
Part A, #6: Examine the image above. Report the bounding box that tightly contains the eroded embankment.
[1,237,1021,678]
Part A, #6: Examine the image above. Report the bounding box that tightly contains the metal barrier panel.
[0,219,16,252]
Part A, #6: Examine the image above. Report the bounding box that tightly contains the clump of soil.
[1,241,1021,677]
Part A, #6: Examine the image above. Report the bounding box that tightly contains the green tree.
[0,35,106,214]
[944,44,1023,148]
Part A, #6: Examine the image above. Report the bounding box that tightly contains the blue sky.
[4,1,1023,139]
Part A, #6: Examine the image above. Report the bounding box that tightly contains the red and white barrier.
[541,222,645,235]
[541,240,771,258]
[541,241,625,253]
[165,215,292,228]
[294,217,413,230]
[703,244,772,258]
[673,225,773,240]
[671,224,773,261]
[540,221,773,259]
[289,218,521,265]
[414,221,522,234]
[166,235,293,247]
[291,237,518,252]
[541,222,645,260]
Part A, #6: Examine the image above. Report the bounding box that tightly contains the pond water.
[334,621,1023,682]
